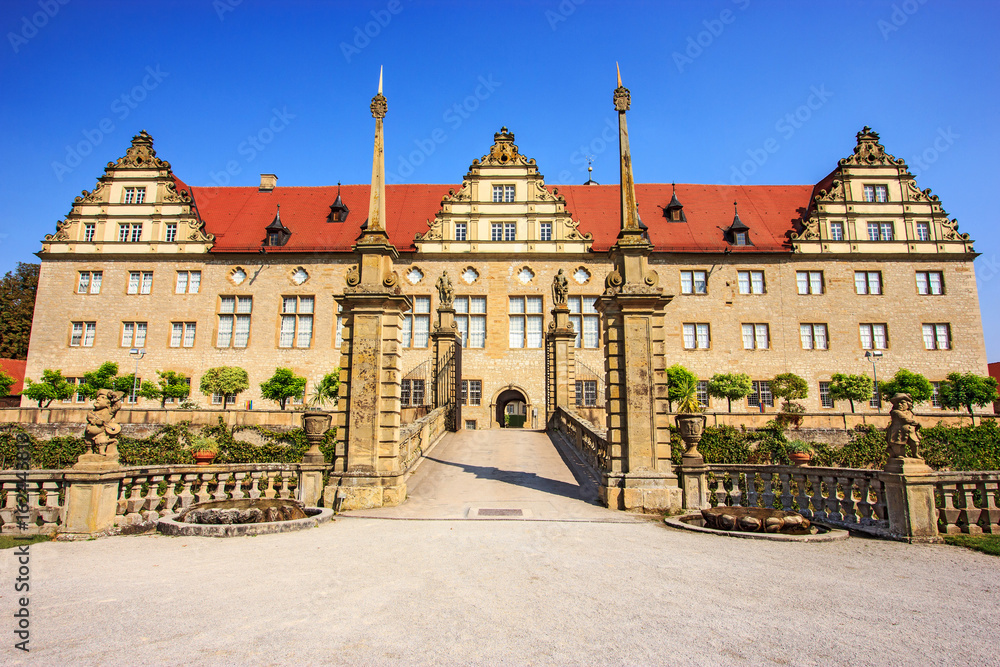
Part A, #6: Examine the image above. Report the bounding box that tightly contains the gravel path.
[1,430,997,665]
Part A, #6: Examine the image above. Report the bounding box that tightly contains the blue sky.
[1,0,998,361]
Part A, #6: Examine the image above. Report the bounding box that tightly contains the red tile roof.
[0,358,26,395]
[182,182,812,254]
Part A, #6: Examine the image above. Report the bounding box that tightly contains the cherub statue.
[553,269,569,306]
[886,393,921,459]
[84,388,124,460]
[436,271,454,308]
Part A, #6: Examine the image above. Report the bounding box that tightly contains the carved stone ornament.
[436,271,455,308]
[789,214,821,243]
[75,179,110,205]
[45,219,72,242]
[82,388,124,463]
[813,179,844,204]
[552,269,569,306]
[383,270,399,289]
[441,182,472,203]
[839,126,905,167]
[415,216,444,241]
[605,270,623,291]
[370,93,387,119]
[613,85,631,112]
[478,127,529,167]
[162,180,192,204]
[345,265,361,287]
[113,130,171,170]
[886,393,921,459]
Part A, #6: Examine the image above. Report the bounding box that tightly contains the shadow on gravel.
[425,456,586,501]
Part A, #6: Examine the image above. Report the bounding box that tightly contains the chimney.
[259,173,277,191]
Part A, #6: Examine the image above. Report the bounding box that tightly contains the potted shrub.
[673,376,707,464]
[190,436,219,465]
[786,440,814,466]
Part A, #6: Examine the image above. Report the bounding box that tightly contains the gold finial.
[378,65,383,95]
[616,61,622,87]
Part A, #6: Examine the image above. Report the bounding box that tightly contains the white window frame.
[509,296,543,349]
[461,379,482,406]
[741,323,769,350]
[819,381,834,408]
[121,321,148,348]
[922,323,951,350]
[455,296,487,349]
[70,321,96,347]
[916,222,930,241]
[165,222,178,242]
[175,271,201,294]
[829,222,844,241]
[217,295,253,348]
[747,381,774,408]
[77,271,102,294]
[859,323,888,350]
[737,270,765,295]
[800,323,829,350]
[83,222,96,242]
[170,322,197,348]
[680,270,707,295]
[796,271,824,295]
[490,223,503,241]
[575,379,598,407]
[854,271,882,295]
[279,295,315,349]
[455,222,467,241]
[402,296,430,348]
[124,187,146,204]
[539,222,552,241]
[568,296,599,348]
[916,271,944,295]
[503,222,516,241]
[682,323,710,350]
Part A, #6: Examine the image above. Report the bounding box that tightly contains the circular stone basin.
[665,509,848,542]
[157,498,333,538]
[702,506,812,534]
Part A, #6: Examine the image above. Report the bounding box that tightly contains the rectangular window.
[747,381,774,408]
[696,380,709,408]
[490,223,503,241]
[77,271,102,294]
[829,222,844,241]
[465,420,477,430]
[170,322,197,348]
[923,323,951,350]
[119,224,129,242]
[492,185,515,203]
[931,382,942,408]
[819,381,834,409]
[796,271,824,295]
[217,296,252,348]
[279,296,315,348]
[916,222,930,241]
[867,222,893,241]
[742,323,769,350]
[863,184,888,202]
[737,270,765,294]
[455,222,467,241]
[124,187,146,204]
[859,323,888,350]
[335,302,343,350]
[575,380,598,407]
[540,222,552,241]
[401,379,425,407]
[401,296,430,348]
[682,323,710,350]
[84,222,96,242]
[800,323,829,350]
[854,271,882,295]
[165,223,177,242]
[70,322,96,347]
[131,224,143,243]
[461,379,482,406]
[680,270,708,294]
[124,376,142,404]
[121,321,147,348]
[916,271,944,295]
[127,271,153,294]
[503,222,516,241]
[455,296,487,348]
[509,296,543,348]
[175,271,201,294]
[568,296,599,348]
[62,378,86,403]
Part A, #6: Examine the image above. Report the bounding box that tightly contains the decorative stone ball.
[738,515,762,532]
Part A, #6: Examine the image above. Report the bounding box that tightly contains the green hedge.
[0,419,338,469]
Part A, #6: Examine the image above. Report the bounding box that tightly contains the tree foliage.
[665,364,698,411]
[22,369,74,407]
[878,368,933,405]
[940,372,999,420]
[707,373,753,413]
[139,370,191,408]
[829,373,873,413]
[260,368,307,410]
[310,370,341,407]
[199,366,249,409]
[0,262,39,360]
[770,373,808,401]
[0,370,14,397]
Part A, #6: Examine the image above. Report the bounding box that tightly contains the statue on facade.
[886,393,921,459]
[436,271,454,308]
[83,389,124,461]
[553,269,569,307]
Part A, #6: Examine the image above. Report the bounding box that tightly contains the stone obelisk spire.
[362,65,388,239]
[614,63,645,245]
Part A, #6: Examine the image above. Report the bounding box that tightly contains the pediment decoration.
[789,214,821,244]
[940,218,969,241]
[45,219,71,242]
[187,219,215,242]
[163,180,192,203]
[75,179,110,204]
[474,127,530,167]
[441,182,471,203]
[813,180,844,203]
[415,216,443,241]
[112,130,170,170]
[902,179,940,204]
[562,218,592,241]
[839,126,905,167]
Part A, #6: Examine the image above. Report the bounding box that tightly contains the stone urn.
[301,410,332,463]
[675,414,707,464]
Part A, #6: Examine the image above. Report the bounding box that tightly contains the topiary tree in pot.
[673,375,707,465]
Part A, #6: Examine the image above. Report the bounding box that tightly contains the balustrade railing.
[934,472,1000,535]
[0,471,69,535]
[706,464,889,535]
[400,406,448,471]
[553,406,609,473]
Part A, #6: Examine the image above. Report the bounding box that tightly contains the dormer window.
[724,202,752,246]
[863,184,888,203]
[264,204,291,247]
[492,185,515,203]
[734,231,749,245]
[124,187,146,204]
[327,185,349,222]
[664,186,686,222]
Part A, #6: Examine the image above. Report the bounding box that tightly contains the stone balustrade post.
[881,457,941,543]
[62,468,124,538]
[677,462,711,511]
[545,303,576,424]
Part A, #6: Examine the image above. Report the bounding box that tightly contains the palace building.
[24,78,987,429]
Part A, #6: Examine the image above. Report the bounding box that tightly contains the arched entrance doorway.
[491,386,531,428]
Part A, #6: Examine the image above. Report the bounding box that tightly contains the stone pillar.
[62,467,123,538]
[544,303,576,424]
[431,306,460,416]
[297,463,326,508]
[882,457,941,543]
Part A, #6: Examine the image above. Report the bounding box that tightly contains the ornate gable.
[414,128,592,254]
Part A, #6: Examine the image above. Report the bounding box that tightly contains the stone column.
[62,467,123,538]
[544,303,576,425]
[882,457,941,543]
[431,306,460,419]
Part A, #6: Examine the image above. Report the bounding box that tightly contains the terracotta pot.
[789,452,811,466]
[302,410,332,436]
[193,450,217,466]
